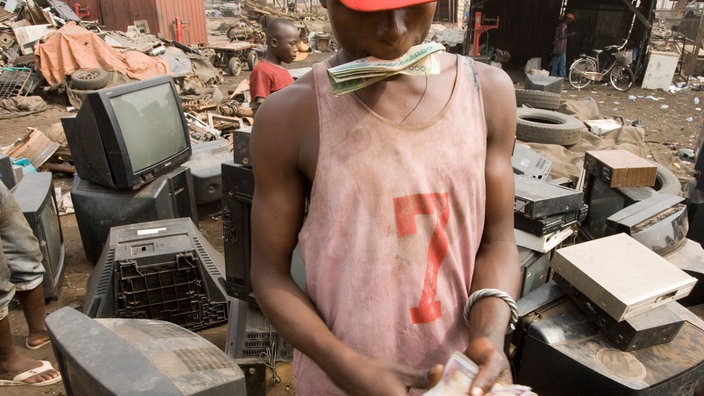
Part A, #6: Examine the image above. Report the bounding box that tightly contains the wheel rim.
[610,66,634,92]
[569,59,595,89]
[228,58,242,75]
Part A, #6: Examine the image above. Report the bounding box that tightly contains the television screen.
[61,75,192,190]
[11,172,65,300]
[46,306,246,396]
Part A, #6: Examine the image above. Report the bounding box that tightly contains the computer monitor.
[46,307,246,396]
[11,172,65,300]
[61,75,192,190]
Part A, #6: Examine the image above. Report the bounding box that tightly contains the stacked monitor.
[61,75,198,262]
[11,172,65,300]
[61,75,192,191]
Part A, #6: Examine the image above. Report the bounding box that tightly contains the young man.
[550,12,575,77]
[0,182,62,386]
[250,0,520,394]
[248,18,299,115]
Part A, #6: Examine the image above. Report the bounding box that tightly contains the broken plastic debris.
[628,95,637,100]
[695,97,700,105]
[661,104,669,109]
[679,148,695,159]
[645,95,659,101]
[686,117,694,122]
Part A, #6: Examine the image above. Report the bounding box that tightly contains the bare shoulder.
[473,61,515,104]
[472,62,516,144]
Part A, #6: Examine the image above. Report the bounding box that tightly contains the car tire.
[69,68,109,90]
[516,108,586,146]
[515,89,561,110]
[650,161,682,195]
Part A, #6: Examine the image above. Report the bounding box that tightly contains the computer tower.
[83,217,228,331]
[11,172,65,300]
[71,166,198,262]
[182,139,232,219]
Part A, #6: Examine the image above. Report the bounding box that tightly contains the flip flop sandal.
[25,338,51,350]
[0,360,62,386]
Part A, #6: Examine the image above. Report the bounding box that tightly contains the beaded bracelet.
[463,288,519,333]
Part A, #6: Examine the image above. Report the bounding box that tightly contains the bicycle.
[568,41,635,92]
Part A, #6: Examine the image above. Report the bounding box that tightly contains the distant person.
[249,18,299,115]
[0,182,62,386]
[550,12,575,78]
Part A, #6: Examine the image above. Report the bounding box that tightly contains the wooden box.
[583,149,656,188]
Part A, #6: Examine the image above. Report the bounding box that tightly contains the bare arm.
[464,62,521,395]
[249,78,340,366]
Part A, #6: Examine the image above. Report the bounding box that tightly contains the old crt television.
[46,307,246,396]
[11,172,65,300]
[83,217,228,332]
[61,75,192,190]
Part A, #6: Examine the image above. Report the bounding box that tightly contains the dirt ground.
[1,31,703,395]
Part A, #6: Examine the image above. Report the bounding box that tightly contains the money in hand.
[424,352,538,396]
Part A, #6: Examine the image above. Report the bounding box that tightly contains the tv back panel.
[11,172,65,300]
[71,166,198,262]
[46,306,246,396]
[550,233,696,322]
[84,217,228,331]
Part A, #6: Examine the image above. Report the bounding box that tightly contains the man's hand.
[330,352,444,395]
[463,336,512,396]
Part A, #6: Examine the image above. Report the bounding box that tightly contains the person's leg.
[558,53,567,77]
[17,286,48,348]
[0,182,48,348]
[0,315,60,384]
[0,213,59,384]
[550,54,559,76]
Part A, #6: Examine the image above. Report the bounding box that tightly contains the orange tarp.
[35,22,170,86]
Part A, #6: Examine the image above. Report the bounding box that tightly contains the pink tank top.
[295,55,487,394]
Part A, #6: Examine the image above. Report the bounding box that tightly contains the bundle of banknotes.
[327,41,445,96]
[424,352,538,396]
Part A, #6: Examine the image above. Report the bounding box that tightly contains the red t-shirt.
[249,61,294,100]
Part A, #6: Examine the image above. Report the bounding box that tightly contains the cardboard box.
[583,149,656,188]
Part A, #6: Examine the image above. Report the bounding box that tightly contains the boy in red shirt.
[249,18,299,115]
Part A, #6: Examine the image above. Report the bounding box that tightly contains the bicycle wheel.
[609,65,635,92]
[568,58,596,89]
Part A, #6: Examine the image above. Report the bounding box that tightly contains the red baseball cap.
[339,0,436,12]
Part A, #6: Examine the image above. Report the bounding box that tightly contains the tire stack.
[515,74,587,147]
